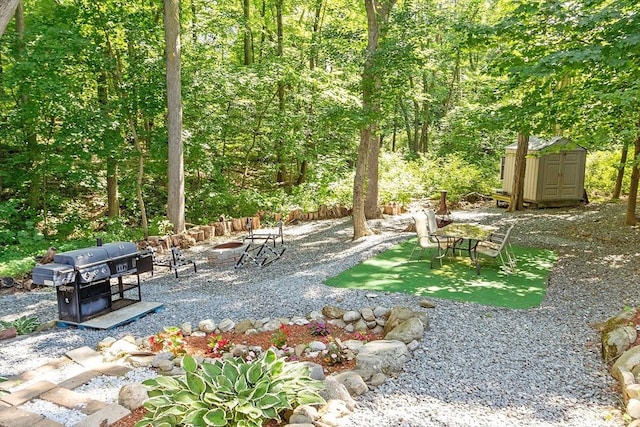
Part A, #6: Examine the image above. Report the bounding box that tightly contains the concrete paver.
[94,363,131,377]
[0,405,46,427]
[2,348,145,427]
[0,381,57,406]
[72,403,130,427]
[65,347,103,368]
[57,371,101,391]
[0,370,40,391]
[41,387,108,414]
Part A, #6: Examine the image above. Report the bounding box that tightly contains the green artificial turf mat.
[324,238,557,309]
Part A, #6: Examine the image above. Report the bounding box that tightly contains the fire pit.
[207,242,246,268]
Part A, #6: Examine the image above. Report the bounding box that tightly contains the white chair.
[476,224,516,272]
[409,211,444,268]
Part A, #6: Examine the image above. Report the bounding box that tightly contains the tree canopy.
[0,0,638,248]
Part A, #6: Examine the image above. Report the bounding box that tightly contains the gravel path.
[1,201,638,426]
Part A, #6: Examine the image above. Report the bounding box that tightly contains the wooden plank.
[57,302,164,330]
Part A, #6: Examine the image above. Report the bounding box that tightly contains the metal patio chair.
[409,211,444,268]
[476,224,516,272]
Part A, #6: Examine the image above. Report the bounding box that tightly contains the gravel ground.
[1,201,639,426]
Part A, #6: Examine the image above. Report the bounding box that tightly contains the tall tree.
[508,132,528,212]
[164,0,185,233]
[353,0,396,238]
[0,0,19,38]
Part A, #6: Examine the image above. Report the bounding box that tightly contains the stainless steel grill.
[32,241,153,323]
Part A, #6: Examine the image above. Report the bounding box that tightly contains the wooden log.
[318,205,328,219]
[251,215,261,230]
[231,218,243,232]
[188,230,204,242]
[201,225,214,239]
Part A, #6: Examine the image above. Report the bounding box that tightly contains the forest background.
[0,0,638,277]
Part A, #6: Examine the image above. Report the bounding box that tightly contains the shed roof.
[506,136,585,152]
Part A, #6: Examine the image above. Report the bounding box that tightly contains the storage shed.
[496,136,586,208]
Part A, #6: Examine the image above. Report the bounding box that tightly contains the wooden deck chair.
[409,211,444,268]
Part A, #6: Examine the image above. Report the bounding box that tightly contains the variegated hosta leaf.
[202,361,223,380]
[245,362,263,385]
[182,408,207,426]
[203,408,228,426]
[186,371,206,395]
[143,395,171,410]
[222,361,240,383]
[181,354,198,373]
[295,390,325,406]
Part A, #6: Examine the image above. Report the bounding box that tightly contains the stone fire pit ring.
[207,241,246,268]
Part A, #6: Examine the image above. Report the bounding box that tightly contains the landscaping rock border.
[97,303,432,426]
[601,308,640,423]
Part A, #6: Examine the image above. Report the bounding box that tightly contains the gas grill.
[32,242,153,323]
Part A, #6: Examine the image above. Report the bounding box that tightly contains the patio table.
[434,223,498,274]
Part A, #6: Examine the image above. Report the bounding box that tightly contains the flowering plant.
[308,320,331,336]
[270,324,290,348]
[150,326,186,357]
[322,336,346,366]
[353,330,373,343]
[207,334,232,356]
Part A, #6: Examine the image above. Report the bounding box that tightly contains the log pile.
[143,203,402,252]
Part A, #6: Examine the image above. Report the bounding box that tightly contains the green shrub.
[137,349,325,427]
[417,153,499,202]
[585,149,628,200]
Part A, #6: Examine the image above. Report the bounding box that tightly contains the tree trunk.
[0,0,19,38]
[365,134,381,219]
[97,71,120,218]
[129,123,149,237]
[275,0,287,185]
[353,0,396,238]
[164,0,185,233]
[243,0,252,65]
[508,132,528,212]
[613,142,628,200]
[625,133,640,226]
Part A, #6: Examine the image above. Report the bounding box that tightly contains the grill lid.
[54,247,110,268]
[101,242,138,259]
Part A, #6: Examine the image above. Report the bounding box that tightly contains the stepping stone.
[41,387,108,415]
[34,357,73,374]
[0,406,47,427]
[72,403,130,427]
[94,363,131,376]
[57,371,101,391]
[0,381,57,406]
[0,371,40,391]
[65,347,103,368]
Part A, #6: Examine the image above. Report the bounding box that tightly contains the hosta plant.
[0,315,40,335]
[136,349,325,427]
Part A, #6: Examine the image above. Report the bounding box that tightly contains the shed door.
[559,151,582,198]
[542,154,562,199]
[541,152,582,200]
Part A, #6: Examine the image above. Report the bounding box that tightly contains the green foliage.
[137,350,325,427]
[585,150,629,200]
[412,153,500,202]
[0,316,40,335]
[378,152,426,204]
